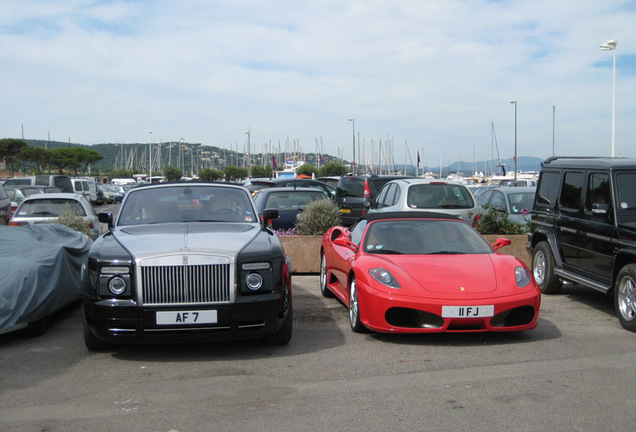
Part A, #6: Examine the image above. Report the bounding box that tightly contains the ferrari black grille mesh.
[140,264,231,305]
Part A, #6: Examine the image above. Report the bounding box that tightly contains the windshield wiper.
[428,251,466,255]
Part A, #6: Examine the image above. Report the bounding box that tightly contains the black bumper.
[83,293,288,345]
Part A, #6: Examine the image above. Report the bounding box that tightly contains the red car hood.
[368,254,500,294]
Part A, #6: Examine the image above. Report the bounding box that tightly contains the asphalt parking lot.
[1,274,635,432]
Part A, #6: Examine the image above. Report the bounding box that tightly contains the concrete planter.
[279,235,323,274]
[280,234,529,274]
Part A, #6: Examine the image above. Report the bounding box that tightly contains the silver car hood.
[113,222,260,261]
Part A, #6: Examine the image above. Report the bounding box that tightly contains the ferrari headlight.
[369,268,401,289]
[515,266,531,288]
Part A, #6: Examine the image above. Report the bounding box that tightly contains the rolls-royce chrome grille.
[140,263,232,305]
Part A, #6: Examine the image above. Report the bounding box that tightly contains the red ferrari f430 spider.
[320,212,541,333]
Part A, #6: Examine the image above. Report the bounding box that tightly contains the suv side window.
[535,171,560,207]
[584,172,611,221]
[559,171,584,212]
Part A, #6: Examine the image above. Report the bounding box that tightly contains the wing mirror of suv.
[98,212,113,228]
[592,203,609,215]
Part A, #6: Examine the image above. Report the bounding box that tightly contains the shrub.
[295,199,341,235]
[473,205,529,235]
[50,205,94,239]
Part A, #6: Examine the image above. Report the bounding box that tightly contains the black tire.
[349,276,367,333]
[320,252,334,298]
[25,317,49,337]
[82,313,112,351]
[263,301,293,345]
[532,241,562,294]
[615,264,636,332]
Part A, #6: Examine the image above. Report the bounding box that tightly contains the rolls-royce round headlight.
[246,273,263,291]
[108,276,127,295]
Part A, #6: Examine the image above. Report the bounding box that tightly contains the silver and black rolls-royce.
[81,182,292,350]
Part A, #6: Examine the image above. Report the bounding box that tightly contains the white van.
[73,177,98,203]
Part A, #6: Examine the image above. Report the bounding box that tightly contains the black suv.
[527,157,636,331]
[335,174,413,226]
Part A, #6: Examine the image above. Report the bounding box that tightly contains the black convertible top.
[360,211,461,223]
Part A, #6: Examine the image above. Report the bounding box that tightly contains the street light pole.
[600,39,618,157]
[148,131,152,183]
[510,101,517,181]
[348,118,355,174]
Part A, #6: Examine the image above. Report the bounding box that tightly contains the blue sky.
[1,0,635,170]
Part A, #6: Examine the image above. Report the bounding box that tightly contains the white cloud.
[1,0,634,168]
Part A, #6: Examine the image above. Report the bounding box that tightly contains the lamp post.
[600,39,618,157]
[148,131,152,183]
[348,118,355,174]
[510,101,517,181]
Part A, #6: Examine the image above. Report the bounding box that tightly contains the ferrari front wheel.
[349,276,366,333]
[320,252,334,298]
[615,264,636,332]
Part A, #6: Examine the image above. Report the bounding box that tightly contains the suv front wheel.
[532,241,562,294]
[615,264,636,332]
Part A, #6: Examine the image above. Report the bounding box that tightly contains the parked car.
[368,178,476,223]
[252,187,330,231]
[72,178,93,202]
[5,185,63,212]
[82,182,292,350]
[9,193,100,240]
[0,183,11,225]
[244,178,336,199]
[500,179,537,187]
[97,184,117,203]
[335,174,413,226]
[527,156,636,331]
[2,175,73,192]
[320,212,540,333]
[0,224,92,336]
[472,186,536,230]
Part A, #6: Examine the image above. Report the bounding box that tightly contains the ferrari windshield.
[117,185,257,225]
[363,219,492,255]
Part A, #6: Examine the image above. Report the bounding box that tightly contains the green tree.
[224,165,248,182]
[163,165,183,182]
[296,163,318,177]
[198,168,224,181]
[251,165,273,178]
[319,161,348,177]
[73,147,103,174]
[48,148,80,174]
[19,146,49,174]
[0,138,28,176]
